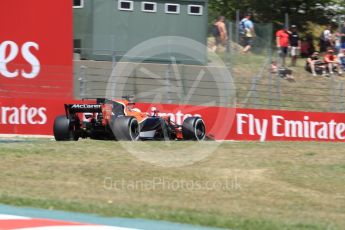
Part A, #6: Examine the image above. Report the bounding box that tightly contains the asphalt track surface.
[0,205,225,230]
[0,139,40,144]
[0,135,53,143]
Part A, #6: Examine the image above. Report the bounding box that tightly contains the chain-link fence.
[74,47,236,109]
[218,20,345,112]
[0,63,73,99]
[2,29,343,113]
[74,43,345,113]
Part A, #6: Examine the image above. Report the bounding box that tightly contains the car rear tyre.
[112,116,139,141]
[53,115,78,141]
[182,117,206,141]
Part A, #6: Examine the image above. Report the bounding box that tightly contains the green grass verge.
[0,139,344,230]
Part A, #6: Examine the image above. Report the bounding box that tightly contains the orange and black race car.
[53,97,206,141]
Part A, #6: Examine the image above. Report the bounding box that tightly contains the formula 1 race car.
[53,97,206,141]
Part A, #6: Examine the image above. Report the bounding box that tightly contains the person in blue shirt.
[240,13,255,54]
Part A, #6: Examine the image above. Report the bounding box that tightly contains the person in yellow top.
[212,16,228,52]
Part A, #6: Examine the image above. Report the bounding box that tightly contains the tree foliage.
[208,0,344,26]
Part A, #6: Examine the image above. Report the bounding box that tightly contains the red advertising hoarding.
[0,0,73,99]
[1,98,345,142]
[0,98,74,135]
[230,108,345,141]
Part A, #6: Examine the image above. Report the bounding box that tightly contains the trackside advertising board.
[0,98,76,135]
[0,0,73,99]
[1,98,345,142]
[232,108,345,141]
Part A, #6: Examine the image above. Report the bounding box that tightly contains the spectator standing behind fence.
[276,25,290,67]
[289,25,301,67]
[212,16,228,53]
[319,25,333,53]
[239,13,255,54]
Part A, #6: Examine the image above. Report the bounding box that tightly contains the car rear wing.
[65,104,102,117]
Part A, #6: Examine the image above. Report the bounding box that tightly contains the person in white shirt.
[319,25,333,53]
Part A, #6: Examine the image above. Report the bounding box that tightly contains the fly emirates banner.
[1,98,345,142]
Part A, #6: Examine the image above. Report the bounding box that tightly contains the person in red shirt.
[324,49,342,75]
[276,25,290,67]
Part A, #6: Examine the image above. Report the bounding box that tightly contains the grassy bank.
[0,139,344,229]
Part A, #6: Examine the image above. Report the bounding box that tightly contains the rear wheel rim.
[194,119,205,140]
[129,119,139,140]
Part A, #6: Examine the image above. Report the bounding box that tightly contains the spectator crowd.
[212,14,345,77]
[274,21,344,77]
[305,21,345,77]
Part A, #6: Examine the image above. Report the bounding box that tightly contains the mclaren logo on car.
[71,104,101,109]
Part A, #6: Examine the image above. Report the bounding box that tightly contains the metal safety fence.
[74,50,345,112]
